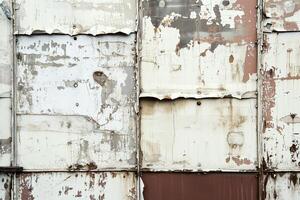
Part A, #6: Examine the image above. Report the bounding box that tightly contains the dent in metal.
[140,0,257,99]
[141,98,257,171]
[15,0,137,35]
[18,172,136,200]
[262,33,300,171]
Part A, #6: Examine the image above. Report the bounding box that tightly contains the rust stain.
[243,45,257,82]
[19,174,34,200]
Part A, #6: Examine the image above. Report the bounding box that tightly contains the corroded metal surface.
[141,98,257,171]
[16,35,137,170]
[141,173,258,200]
[17,172,136,200]
[0,0,12,97]
[15,0,137,35]
[0,99,11,167]
[264,173,300,200]
[0,174,11,200]
[262,33,300,171]
[264,0,300,31]
[140,0,257,99]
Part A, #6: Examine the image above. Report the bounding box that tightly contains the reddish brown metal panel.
[141,173,258,200]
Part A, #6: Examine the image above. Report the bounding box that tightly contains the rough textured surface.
[15,0,137,35]
[0,0,12,97]
[264,0,300,31]
[141,98,257,171]
[0,98,11,167]
[141,173,257,200]
[262,33,300,171]
[16,35,137,170]
[17,172,136,200]
[140,0,257,99]
[264,173,300,200]
[0,174,11,200]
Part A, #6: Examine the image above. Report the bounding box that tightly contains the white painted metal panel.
[17,115,136,170]
[141,98,257,171]
[262,33,300,171]
[16,35,137,170]
[0,174,11,200]
[264,0,300,32]
[0,98,11,167]
[15,0,137,35]
[17,172,136,200]
[140,0,257,99]
[264,173,300,200]
[0,0,12,97]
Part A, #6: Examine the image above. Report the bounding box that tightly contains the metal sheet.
[262,33,300,171]
[140,0,257,99]
[141,98,257,171]
[141,173,257,200]
[17,172,136,200]
[264,173,300,200]
[0,98,11,167]
[16,35,136,170]
[17,115,136,170]
[0,0,12,97]
[15,0,137,35]
[0,174,11,200]
[263,0,300,32]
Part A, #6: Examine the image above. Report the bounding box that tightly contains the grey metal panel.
[141,98,257,171]
[262,33,300,171]
[15,0,137,35]
[17,172,136,200]
[16,35,137,170]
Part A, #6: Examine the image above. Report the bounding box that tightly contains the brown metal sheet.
[141,173,258,200]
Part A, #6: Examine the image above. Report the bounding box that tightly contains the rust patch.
[243,45,257,82]
[93,71,108,86]
[19,174,34,200]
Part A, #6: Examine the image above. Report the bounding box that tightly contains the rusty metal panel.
[0,174,11,200]
[264,173,300,200]
[262,33,300,171]
[17,172,136,200]
[141,173,258,200]
[0,0,12,98]
[16,35,137,170]
[141,98,257,171]
[263,0,300,32]
[0,98,11,167]
[140,0,257,99]
[15,0,137,35]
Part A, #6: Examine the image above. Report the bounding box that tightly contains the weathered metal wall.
[2,0,300,199]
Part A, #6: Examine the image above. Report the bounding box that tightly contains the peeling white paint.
[0,0,12,97]
[15,0,137,35]
[0,98,11,167]
[17,172,136,200]
[0,174,10,200]
[141,98,257,171]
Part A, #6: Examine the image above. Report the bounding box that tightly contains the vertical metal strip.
[256,0,264,198]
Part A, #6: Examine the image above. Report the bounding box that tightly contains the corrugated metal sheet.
[15,0,137,35]
[264,173,300,200]
[263,0,300,32]
[141,173,258,200]
[141,98,257,171]
[262,33,300,171]
[17,172,136,200]
[16,35,137,170]
[0,98,11,167]
[140,0,257,99]
[0,0,12,97]
[0,174,11,200]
